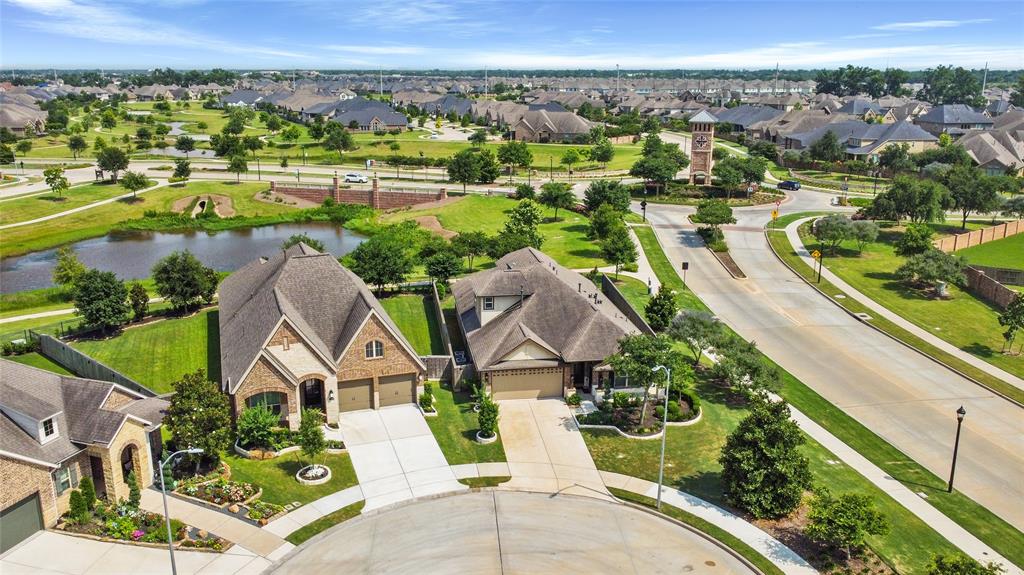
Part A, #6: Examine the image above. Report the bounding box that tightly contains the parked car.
[777,180,801,191]
[344,173,369,183]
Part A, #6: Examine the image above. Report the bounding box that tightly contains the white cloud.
[6,0,311,60]
[322,45,424,55]
[873,18,992,31]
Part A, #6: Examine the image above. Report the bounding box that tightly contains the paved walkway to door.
[338,405,466,511]
[496,399,610,499]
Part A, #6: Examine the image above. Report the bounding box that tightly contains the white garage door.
[490,368,563,400]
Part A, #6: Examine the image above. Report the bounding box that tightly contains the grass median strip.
[285,501,365,545]
[610,488,785,575]
[632,224,708,312]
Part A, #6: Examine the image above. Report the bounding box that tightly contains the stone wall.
[271,177,446,209]
[965,267,1020,310]
[970,264,1024,287]
[0,455,60,527]
[934,220,1023,252]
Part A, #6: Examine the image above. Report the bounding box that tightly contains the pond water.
[0,222,366,293]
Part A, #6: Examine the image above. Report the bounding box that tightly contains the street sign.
[681,262,689,270]
[811,250,821,259]
[771,210,778,220]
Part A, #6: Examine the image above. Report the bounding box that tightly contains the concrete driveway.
[269,490,755,575]
[0,531,270,575]
[497,399,609,498]
[339,405,465,511]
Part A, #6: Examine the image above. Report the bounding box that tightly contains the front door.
[302,380,324,411]
[89,456,107,500]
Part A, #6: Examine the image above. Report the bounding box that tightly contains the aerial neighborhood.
[0,3,1022,575]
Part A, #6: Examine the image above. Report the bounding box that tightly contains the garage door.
[338,379,372,412]
[379,374,416,407]
[491,368,563,400]
[1,493,43,553]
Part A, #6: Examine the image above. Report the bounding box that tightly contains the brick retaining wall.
[934,220,1023,252]
[271,177,445,209]
[965,267,1019,310]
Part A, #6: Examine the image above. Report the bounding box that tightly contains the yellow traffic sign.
[771,210,778,220]
[811,250,821,259]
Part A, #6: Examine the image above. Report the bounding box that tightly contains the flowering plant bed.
[296,464,332,486]
[176,477,260,508]
[245,500,286,523]
[58,502,229,552]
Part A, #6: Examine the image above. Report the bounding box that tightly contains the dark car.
[777,180,801,191]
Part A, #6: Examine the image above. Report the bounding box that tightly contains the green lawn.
[70,309,219,394]
[1,181,285,258]
[799,222,1022,379]
[285,501,364,545]
[0,181,158,226]
[224,452,358,507]
[956,233,1024,271]
[380,194,604,269]
[584,378,959,573]
[378,294,445,355]
[612,276,653,321]
[632,225,709,312]
[424,383,506,465]
[612,489,784,575]
[5,352,73,375]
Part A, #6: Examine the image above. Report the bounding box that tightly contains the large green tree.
[165,369,232,468]
[644,286,677,332]
[447,149,481,193]
[608,334,687,422]
[73,269,130,334]
[152,250,218,311]
[601,224,638,278]
[349,236,413,294]
[917,66,985,107]
[583,179,630,212]
[719,396,812,518]
[96,146,129,181]
[668,310,724,365]
[943,165,1002,229]
[119,170,149,199]
[809,130,845,162]
[538,182,576,221]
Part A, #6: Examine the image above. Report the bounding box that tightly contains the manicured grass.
[799,222,1022,379]
[424,383,506,465]
[632,225,709,312]
[285,501,365,545]
[0,181,157,226]
[0,313,79,343]
[956,233,1024,271]
[70,309,220,394]
[377,294,445,355]
[584,378,959,573]
[459,476,511,488]
[5,352,73,375]
[766,229,1024,403]
[224,452,358,507]
[612,277,653,321]
[380,194,603,269]
[611,489,785,575]
[1,181,284,258]
[0,286,73,317]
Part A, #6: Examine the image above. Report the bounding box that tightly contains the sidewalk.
[596,226,661,292]
[785,217,1024,391]
[0,179,172,230]
[600,470,817,575]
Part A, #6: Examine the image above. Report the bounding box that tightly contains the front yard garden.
[224,452,357,507]
[424,382,506,465]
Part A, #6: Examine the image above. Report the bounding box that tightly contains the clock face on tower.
[694,134,709,149]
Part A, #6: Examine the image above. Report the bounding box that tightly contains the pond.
[0,222,366,293]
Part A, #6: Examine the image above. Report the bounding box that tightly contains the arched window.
[365,340,384,359]
[246,392,285,415]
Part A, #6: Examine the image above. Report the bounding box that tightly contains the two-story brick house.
[0,360,167,552]
[217,243,426,429]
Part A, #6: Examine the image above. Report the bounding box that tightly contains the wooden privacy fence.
[31,332,156,396]
[934,220,1023,252]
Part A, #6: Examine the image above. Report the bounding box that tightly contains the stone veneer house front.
[0,360,167,552]
[218,243,427,429]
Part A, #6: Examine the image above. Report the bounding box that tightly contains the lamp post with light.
[651,365,671,509]
[947,406,966,493]
[159,448,204,575]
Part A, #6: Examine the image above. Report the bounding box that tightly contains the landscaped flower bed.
[177,476,259,507]
[245,500,285,523]
[59,501,228,551]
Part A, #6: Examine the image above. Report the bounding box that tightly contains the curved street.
[639,192,1024,531]
[270,490,757,575]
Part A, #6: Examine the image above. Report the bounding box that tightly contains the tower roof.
[689,109,719,124]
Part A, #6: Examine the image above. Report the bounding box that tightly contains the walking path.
[785,217,1024,391]
[596,225,661,292]
[0,180,172,230]
[0,298,164,324]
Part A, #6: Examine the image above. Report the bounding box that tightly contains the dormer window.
[483,297,494,311]
[43,418,55,437]
[365,340,384,359]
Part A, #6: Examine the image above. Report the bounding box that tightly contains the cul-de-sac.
[0,1,1022,574]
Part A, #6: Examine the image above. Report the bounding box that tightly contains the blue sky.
[1,0,1022,70]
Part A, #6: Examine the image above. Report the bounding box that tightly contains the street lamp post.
[159,448,204,575]
[651,365,671,509]
[947,406,966,493]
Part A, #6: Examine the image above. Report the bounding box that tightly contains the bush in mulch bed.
[178,476,258,506]
[61,499,186,545]
[246,500,285,522]
[579,393,664,435]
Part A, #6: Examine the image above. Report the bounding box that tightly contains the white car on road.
[344,173,369,183]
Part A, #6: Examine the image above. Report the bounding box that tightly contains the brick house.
[218,243,426,430]
[0,360,167,552]
[454,248,644,400]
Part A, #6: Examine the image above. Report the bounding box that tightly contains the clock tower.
[688,110,718,185]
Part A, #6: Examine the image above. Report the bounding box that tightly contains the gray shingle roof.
[454,248,642,371]
[714,105,783,129]
[217,244,423,392]
[917,104,992,125]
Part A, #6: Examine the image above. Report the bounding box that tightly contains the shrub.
[478,396,499,438]
[895,223,935,256]
[677,388,701,415]
[419,390,434,411]
[237,404,279,450]
[612,392,635,410]
[514,183,535,200]
[127,471,141,509]
[68,490,88,524]
[79,476,97,511]
[105,515,137,540]
[896,249,966,292]
[566,393,582,407]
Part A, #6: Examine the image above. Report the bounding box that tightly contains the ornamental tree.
[895,249,966,293]
[601,224,637,278]
[165,370,232,468]
[644,286,677,332]
[96,146,129,181]
[119,170,149,199]
[128,281,149,321]
[608,334,687,422]
[928,554,1005,575]
[668,310,725,365]
[813,214,854,254]
[44,166,70,198]
[297,408,327,470]
[451,231,489,271]
[583,179,630,212]
[538,182,576,221]
[719,396,812,518]
[349,236,412,294]
[152,250,218,312]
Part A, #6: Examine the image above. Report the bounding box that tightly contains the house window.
[246,392,285,415]
[613,373,630,388]
[53,464,77,495]
[365,340,384,359]
[483,297,494,311]
[42,418,55,437]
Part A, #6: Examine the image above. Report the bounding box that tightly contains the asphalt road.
[641,192,1024,531]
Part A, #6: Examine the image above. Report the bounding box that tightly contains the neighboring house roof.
[0,93,47,130]
[217,244,424,392]
[916,104,993,126]
[305,97,408,126]
[0,360,167,467]
[846,120,938,155]
[958,110,1024,171]
[513,109,591,136]
[836,99,883,116]
[714,105,783,129]
[454,248,642,372]
[985,100,1015,116]
[220,89,263,105]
